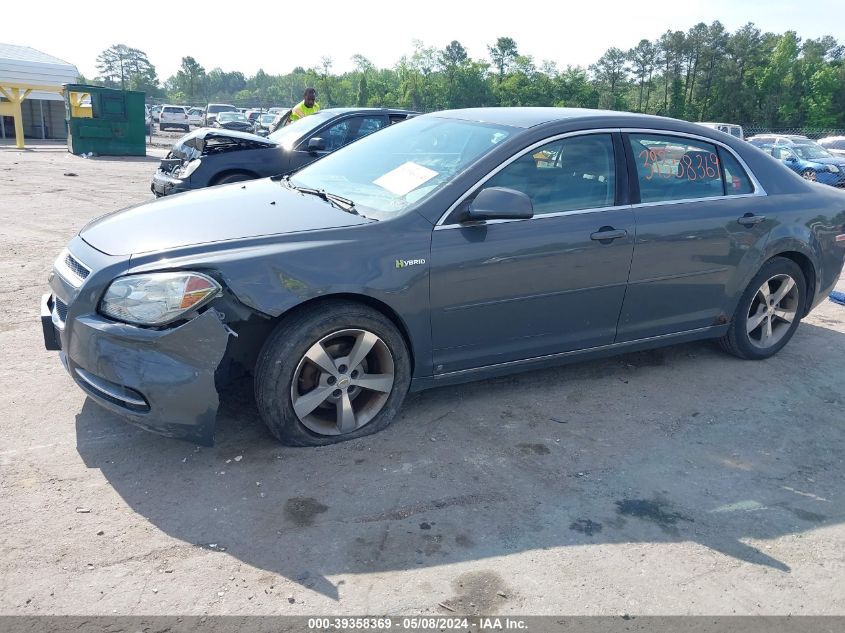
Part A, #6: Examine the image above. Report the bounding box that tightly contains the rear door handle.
[590,228,628,242]
[737,213,766,226]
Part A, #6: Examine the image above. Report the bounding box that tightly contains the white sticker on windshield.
[373,162,438,196]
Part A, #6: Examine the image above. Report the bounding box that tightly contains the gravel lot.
[1,145,844,616]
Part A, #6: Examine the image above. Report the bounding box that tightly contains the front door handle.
[590,228,628,242]
[737,213,766,226]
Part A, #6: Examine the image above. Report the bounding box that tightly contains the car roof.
[426,107,738,132]
[316,107,419,116]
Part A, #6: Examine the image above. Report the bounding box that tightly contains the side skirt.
[409,324,730,392]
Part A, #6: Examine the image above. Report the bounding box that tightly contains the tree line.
[86,23,845,129]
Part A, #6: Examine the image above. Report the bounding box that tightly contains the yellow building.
[0,43,79,148]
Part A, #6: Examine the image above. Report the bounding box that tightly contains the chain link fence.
[745,127,845,140]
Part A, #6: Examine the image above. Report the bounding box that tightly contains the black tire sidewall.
[729,257,807,360]
[255,302,411,446]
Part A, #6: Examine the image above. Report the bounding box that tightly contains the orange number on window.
[706,153,718,178]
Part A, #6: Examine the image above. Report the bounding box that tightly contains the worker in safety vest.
[288,87,320,124]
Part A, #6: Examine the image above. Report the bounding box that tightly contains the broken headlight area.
[178,159,202,178]
[99,272,221,327]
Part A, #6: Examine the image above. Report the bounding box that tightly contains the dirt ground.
[1,145,844,616]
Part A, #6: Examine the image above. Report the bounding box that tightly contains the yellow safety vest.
[289,100,321,122]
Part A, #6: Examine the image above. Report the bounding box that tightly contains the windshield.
[290,116,515,218]
[260,114,276,124]
[209,105,236,114]
[218,112,248,123]
[792,142,834,160]
[268,110,336,148]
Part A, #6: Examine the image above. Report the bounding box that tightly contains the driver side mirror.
[307,137,326,152]
[465,187,534,222]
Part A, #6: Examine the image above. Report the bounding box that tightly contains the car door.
[616,131,767,342]
[429,132,636,374]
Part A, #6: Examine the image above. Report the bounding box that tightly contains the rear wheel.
[719,257,806,360]
[255,301,411,446]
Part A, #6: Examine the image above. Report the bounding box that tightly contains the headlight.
[99,272,221,326]
[180,159,202,178]
[829,165,840,173]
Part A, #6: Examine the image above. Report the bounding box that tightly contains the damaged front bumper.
[43,289,230,445]
[150,170,190,197]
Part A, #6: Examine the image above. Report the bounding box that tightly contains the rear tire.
[719,257,806,360]
[255,300,411,446]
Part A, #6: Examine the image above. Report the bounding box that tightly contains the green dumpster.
[63,83,146,156]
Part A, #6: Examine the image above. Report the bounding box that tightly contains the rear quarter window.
[718,148,754,195]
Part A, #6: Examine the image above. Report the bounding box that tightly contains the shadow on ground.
[76,324,845,601]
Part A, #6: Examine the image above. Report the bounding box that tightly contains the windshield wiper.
[281,175,359,215]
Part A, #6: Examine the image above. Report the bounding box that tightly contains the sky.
[7,0,845,81]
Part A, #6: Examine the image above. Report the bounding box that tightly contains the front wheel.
[719,257,806,360]
[255,301,411,446]
[802,169,817,181]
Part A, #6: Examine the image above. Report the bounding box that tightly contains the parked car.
[213,111,255,133]
[696,122,744,140]
[254,112,277,137]
[818,136,845,158]
[44,108,845,446]
[150,104,163,123]
[144,105,152,133]
[752,138,845,187]
[159,105,189,132]
[186,107,205,127]
[204,103,238,126]
[245,109,264,123]
[151,108,417,196]
[747,134,809,148]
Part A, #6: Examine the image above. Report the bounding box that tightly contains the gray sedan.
[43,108,845,446]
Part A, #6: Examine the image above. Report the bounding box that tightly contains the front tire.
[802,169,817,181]
[255,300,411,446]
[719,257,806,360]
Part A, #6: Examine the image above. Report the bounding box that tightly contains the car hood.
[169,128,277,160]
[80,178,372,256]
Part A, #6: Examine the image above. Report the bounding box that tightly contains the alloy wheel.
[745,274,800,349]
[802,169,817,181]
[290,329,395,435]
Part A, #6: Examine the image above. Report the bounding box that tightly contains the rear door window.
[352,116,387,141]
[628,133,725,203]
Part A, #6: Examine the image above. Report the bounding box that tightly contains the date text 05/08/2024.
[306,616,528,630]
